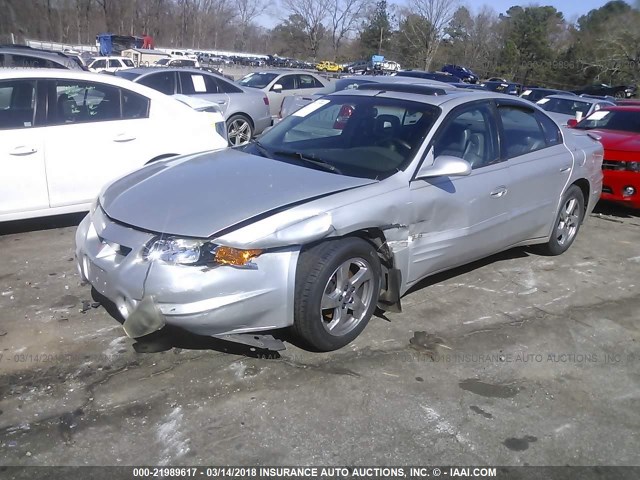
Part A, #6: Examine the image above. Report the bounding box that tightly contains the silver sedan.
[115,68,272,146]
[76,85,603,352]
[237,69,329,119]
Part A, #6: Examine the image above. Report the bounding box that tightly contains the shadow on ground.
[0,213,86,236]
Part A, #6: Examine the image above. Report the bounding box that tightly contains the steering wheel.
[375,137,412,152]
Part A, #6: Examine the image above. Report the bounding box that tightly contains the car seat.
[57,93,77,123]
[462,132,486,167]
[436,123,470,158]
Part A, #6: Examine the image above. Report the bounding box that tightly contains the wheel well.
[227,113,254,129]
[572,178,590,215]
[146,153,178,165]
[347,229,402,312]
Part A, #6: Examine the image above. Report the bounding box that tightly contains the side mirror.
[415,155,471,179]
[567,118,578,128]
[271,83,283,92]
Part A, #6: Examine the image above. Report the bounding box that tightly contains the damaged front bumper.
[75,207,298,338]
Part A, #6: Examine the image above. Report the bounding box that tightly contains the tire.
[538,185,585,256]
[226,114,253,146]
[293,238,381,351]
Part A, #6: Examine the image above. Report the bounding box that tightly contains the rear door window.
[138,71,176,95]
[178,72,218,94]
[498,105,548,158]
[51,80,121,124]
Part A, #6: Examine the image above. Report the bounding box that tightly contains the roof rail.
[0,44,71,58]
[356,83,448,96]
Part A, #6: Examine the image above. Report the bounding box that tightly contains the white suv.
[88,56,135,73]
[0,69,227,221]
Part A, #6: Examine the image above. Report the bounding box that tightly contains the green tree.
[271,14,312,58]
[358,0,394,57]
[497,6,565,85]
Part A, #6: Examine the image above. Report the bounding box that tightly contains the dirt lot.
[0,204,639,471]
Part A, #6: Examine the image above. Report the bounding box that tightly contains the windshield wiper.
[273,150,342,174]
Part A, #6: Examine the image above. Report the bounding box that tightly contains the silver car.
[536,94,615,125]
[115,68,272,146]
[237,69,329,119]
[76,84,603,352]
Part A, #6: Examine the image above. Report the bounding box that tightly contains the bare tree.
[329,0,370,60]
[234,0,268,50]
[281,0,332,58]
[406,0,458,70]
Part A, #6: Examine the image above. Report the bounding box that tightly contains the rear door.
[497,103,572,241]
[177,70,229,115]
[0,78,48,216]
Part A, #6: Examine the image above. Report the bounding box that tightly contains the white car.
[0,69,228,222]
[88,56,136,73]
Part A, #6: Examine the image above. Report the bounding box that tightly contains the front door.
[407,101,512,284]
[0,78,48,216]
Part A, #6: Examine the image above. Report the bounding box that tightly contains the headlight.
[145,238,202,265]
[143,237,262,267]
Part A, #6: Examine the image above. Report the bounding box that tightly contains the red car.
[569,106,640,209]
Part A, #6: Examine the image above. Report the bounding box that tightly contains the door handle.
[113,134,136,143]
[559,165,571,172]
[216,100,226,105]
[490,186,508,198]
[9,146,38,156]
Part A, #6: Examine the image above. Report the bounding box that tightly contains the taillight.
[333,105,354,129]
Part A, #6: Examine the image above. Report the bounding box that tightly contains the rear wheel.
[293,238,381,351]
[226,114,253,146]
[538,185,584,256]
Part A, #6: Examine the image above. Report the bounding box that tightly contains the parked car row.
[4,46,638,354]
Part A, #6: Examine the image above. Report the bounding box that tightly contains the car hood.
[100,149,376,238]
[588,129,640,153]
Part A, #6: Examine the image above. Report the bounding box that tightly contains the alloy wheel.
[320,257,375,337]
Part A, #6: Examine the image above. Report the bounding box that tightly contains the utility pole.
[378,26,383,54]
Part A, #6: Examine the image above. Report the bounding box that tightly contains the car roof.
[0,68,191,102]
[90,56,127,60]
[601,105,640,112]
[116,66,231,81]
[331,86,529,110]
[0,45,84,68]
[545,94,602,103]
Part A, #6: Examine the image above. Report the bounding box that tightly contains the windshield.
[537,97,591,116]
[238,72,278,88]
[240,95,441,180]
[156,59,169,65]
[575,110,640,134]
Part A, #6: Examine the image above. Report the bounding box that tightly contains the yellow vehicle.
[315,61,341,73]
